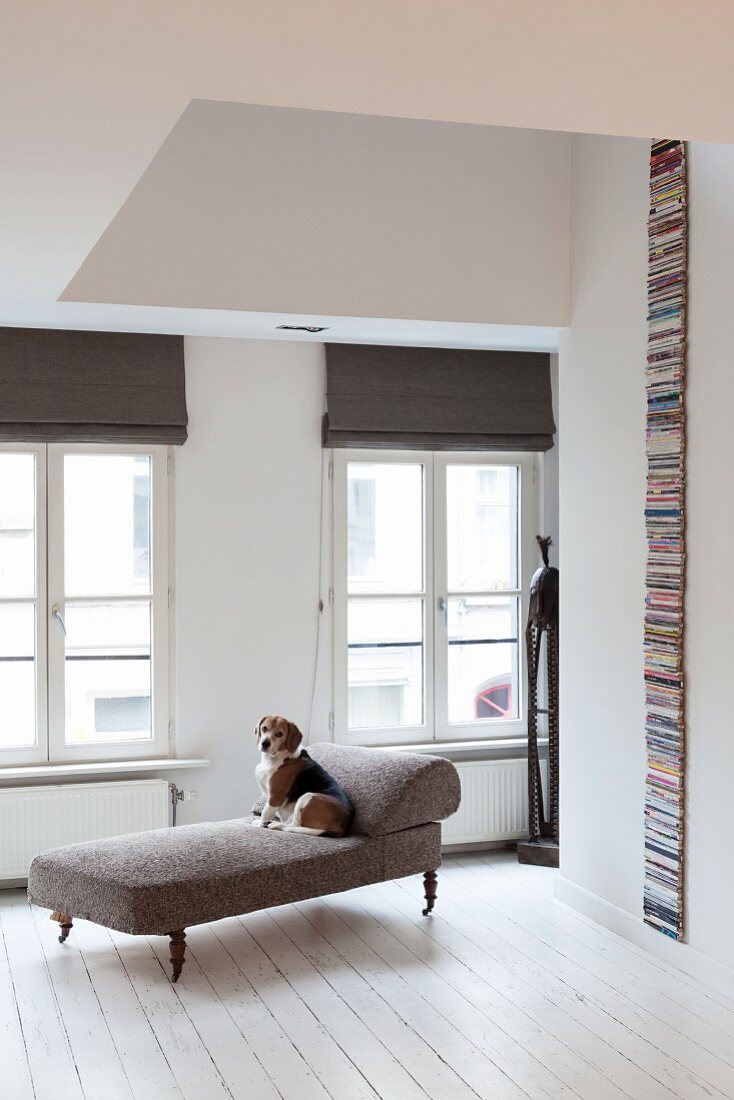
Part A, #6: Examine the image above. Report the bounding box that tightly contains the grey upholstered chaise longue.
[27,744,461,981]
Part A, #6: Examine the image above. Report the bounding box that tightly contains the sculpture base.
[517,838,559,868]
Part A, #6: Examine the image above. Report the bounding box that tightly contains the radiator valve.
[169,784,197,825]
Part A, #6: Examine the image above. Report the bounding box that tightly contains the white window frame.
[0,442,172,766]
[333,449,538,746]
[0,442,48,765]
[334,450,433,747]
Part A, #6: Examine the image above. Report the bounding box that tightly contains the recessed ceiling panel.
[62,101,571,327]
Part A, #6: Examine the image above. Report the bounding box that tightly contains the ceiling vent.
[277,324,329,333]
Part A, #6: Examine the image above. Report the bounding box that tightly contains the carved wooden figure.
[518,535,559,868]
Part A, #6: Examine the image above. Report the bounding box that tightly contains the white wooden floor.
[3,852,734,1100]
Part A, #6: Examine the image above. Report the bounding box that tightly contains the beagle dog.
[252,715,354,837]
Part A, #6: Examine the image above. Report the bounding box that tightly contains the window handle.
[52,605,67,637]
[437,596,447,625]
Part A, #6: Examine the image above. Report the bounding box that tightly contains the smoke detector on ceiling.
[277,324,329,333]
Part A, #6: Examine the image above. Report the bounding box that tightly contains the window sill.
[0,757,210,784]
[384,737,548,762]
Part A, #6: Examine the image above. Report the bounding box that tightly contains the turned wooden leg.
[422,869,438,916]
[168,929,186,983]
[50,911,73,943]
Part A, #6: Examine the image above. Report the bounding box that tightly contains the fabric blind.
[0,327,188,444]
[323,344,555,451]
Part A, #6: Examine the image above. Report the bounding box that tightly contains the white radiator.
[0,779,170,880]
[441,759,545,846]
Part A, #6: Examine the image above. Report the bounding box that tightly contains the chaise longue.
[27,743,461,981]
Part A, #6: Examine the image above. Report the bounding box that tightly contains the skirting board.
[555,875,734,1002]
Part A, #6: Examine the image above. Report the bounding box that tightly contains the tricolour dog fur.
[253,715,354,837]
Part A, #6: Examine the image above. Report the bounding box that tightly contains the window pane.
[447,465,518,592]
[64,455,152,596]
[0,602,36,748]
[347,463,423,593]
[348,598,423,728]
[64,601,151,744]
[447,596,519,724]
[0,453,35,597]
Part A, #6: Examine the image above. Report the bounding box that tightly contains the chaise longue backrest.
[306,743,461,837]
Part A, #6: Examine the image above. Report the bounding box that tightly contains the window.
[333,451,536,745]
[0,443,171,765]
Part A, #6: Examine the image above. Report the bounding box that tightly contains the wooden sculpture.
[517,536,559,868]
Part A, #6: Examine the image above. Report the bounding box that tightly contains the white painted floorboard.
[2,852,734,1100]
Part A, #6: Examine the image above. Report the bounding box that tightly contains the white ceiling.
[4,1,734,345]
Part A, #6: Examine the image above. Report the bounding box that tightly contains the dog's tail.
[275,824,329,836]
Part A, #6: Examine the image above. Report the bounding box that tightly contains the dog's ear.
[285,721,303,753]
[254,717,265,739]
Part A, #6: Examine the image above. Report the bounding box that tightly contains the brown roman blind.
[0,327,188,444]
[323,344,555,451]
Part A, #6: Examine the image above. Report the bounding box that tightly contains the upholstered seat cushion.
[256,743,461,838]
[27,818,441,935]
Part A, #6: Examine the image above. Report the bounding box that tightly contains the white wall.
[172,337,329,824]
[171,334,559,825]
[684,142,734,973]
[558,135,647,918]
[541,354,560,558]
[558,134,734,985]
